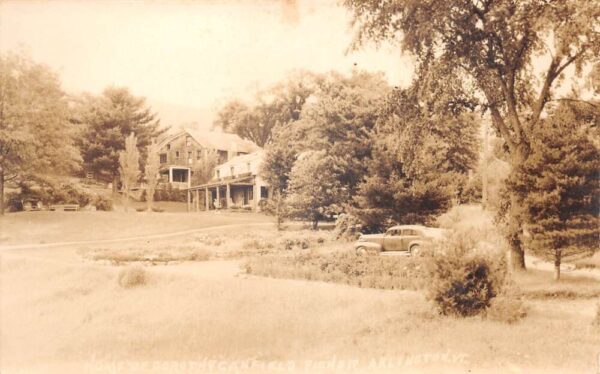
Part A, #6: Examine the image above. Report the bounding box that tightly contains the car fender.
[354,242,382,251]
[408,240,424,250]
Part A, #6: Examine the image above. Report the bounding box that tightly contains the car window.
[402,229,420,236]
[386,229,401,236]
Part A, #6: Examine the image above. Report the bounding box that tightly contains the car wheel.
[356,246,368,255]
[409,244,421,256]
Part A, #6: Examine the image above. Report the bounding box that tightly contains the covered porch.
[159,166,191,189]
[186,175,260,212]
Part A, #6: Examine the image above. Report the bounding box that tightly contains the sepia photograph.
[0,0,599,373]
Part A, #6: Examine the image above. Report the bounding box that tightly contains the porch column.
[253,178,259,212]
[187,189,191,212]
[195,189,200,212]
[205,187,209,210]
[168,167,173,183]
[216,186,220,209]
[226,183,231,209]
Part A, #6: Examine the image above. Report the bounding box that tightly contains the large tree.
[74,87,165,191]
[510,101,599,280]
[344,0,600,269]
[0,53,80,214]
[214,71,320,146]
[353,79,480,231]
[286,150,347,229]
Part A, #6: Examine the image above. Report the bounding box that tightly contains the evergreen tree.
[509,102,600,280]
[74,87,165,191]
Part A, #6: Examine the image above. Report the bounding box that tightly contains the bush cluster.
[245,250,431,290]
[7,180,92,211]
[117,265,147,288]
[333,213,362,241]
[426,232,508,317]
[94,195,113,211]
[144,185,187,202]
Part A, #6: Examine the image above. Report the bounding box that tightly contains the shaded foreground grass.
[1,252,599,373]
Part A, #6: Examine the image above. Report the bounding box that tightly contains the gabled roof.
[156,128,259,153]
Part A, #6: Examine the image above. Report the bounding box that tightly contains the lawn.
[1,248,599,374]
[1,209,599,373]
[0,210,273,247]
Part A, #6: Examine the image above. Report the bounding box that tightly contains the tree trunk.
[312,219,318,230]
[112,175,119,195]
[507,146,529,271]
[554,249,562,281]
[0,166,4,216]
[146,186,154,212]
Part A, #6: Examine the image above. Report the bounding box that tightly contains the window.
[166,144,171,150]
[175,150,180,158]
[261,186,268,199]
[188,151,192,164]
[197,150,202,160]
[230,166,235,176]
[159,154,167,164]
[402,229,420,236]
[186,136,192,147]
[216,169,220,178]
[247,162,251,173]
[386,229,401,236]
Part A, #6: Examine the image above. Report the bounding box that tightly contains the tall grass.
[245,250,431,290]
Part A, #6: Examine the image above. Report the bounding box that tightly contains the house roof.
[215,150,264,170]
[156,128,259,153]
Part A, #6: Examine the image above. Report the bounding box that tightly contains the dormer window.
[167,144,171,150]
[216,169,220,178]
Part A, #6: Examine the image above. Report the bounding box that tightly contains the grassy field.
[0,210,273,246]
[1,209,599,373]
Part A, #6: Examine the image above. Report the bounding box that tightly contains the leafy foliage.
[119,133,140,210]
[353,84,479,231]
[0,52,81,214]
[286,150,347,228]
[344,0,600,269]
[214,71,320,147]
[144,141,160,212]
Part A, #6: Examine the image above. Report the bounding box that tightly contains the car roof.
[387,225,427,231]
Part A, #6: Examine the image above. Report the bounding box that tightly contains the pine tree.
[509,102,600,280]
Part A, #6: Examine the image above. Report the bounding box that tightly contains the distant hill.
[145,99,216,132]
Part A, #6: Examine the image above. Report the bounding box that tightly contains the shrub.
[94,195,113,211]
[117,265,147,288]
[426,232,508,317]
[485,282,527,324]
[333,213,362,241]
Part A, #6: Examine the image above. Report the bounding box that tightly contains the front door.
[400,229,420,251]
[383,229,403,251]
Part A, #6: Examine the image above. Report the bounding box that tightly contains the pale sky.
[0,0,414,125]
